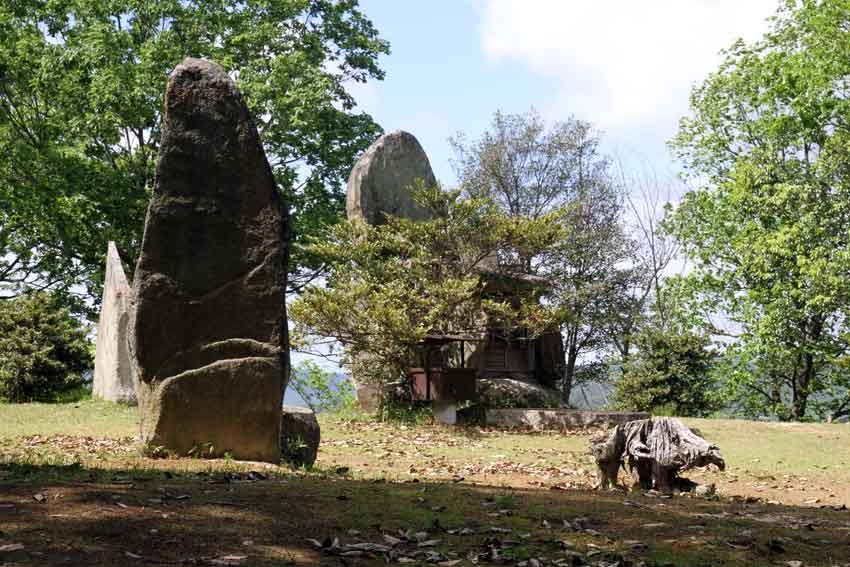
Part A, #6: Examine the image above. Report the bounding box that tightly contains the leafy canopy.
[668,0,850,420]
[452,109,635,403]
[290,184,561,386]
[0,0,389,312]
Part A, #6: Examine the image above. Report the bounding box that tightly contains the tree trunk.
[621,336,631,366]
[591,417,725,491]
[791,355,813,420]
[563,341,578,405]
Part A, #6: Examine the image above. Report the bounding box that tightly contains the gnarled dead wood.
[591,417,725,492]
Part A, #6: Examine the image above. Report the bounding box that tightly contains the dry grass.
[1,402,850,566]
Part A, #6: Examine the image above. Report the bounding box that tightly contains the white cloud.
[477,0,777,164]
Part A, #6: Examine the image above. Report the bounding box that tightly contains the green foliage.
[290,183,559,394]
[378,401,434,425]
[280,434,311,468]
[668,0,850,420]
[289,360,355,414]
[0,0,388,313]
[452,109,634,403]
[613,329,718,417]
[0,292,93,402]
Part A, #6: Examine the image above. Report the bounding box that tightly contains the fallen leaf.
[624,540,649,551]
[488,527,512,534]
[209,555,247,566]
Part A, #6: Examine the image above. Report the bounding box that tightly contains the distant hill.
[569,381,613,410]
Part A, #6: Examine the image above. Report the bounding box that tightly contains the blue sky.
[350,0,779,184]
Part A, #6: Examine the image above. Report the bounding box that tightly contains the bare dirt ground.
[1,402,849,566]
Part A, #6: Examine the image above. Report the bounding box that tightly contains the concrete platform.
[485,408,649,430]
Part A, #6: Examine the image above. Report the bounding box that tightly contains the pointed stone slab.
[93,242,135,403]
[345,130,436,412]
[346,130,436,225]
[131,58,288,463]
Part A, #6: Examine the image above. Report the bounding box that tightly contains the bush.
[0,292,93,402]
[613,329,718,417]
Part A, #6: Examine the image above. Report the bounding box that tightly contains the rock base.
[280,405,321,468]
[139,357,284,462]
[477,378,565,409]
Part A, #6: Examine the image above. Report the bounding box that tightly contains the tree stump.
[590,417,725,492]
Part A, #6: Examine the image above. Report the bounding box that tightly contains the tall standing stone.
[346,130,436,226]
[345,130,437,412]
[131,58,288,463]
[93,242,135,403]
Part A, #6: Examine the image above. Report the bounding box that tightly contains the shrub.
[0,292,93,402]
[289,360,355,413]
[613,329,718,417]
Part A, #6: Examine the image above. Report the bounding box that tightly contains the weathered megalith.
[346,130,437,412]
[131,58,288,463]
[346,130,436,226]
[93,242,136,403]
[280,405,321,468]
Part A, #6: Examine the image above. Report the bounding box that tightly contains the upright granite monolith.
[346,130,436,226]
[345,130,437,412]
[93,242,135,403]
[131,58,288,463]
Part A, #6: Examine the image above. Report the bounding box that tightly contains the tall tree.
[669,0,850,420]
[603,168,681,367]
[539,179,634,403]
[0,0,389,313]
[452,109,633,403]
[451,109,608,222]
[290,184,559,389]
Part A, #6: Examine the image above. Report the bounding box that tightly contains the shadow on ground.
[1,463,850,566]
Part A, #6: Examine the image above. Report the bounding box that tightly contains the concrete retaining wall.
[485,408,649,430]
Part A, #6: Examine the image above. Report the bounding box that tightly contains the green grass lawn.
[2,401,850,566]
[0,399,137,438]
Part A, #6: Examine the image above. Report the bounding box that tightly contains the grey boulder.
[477,377,566,409]
[280,405,320,468]
[346,130,436,225]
